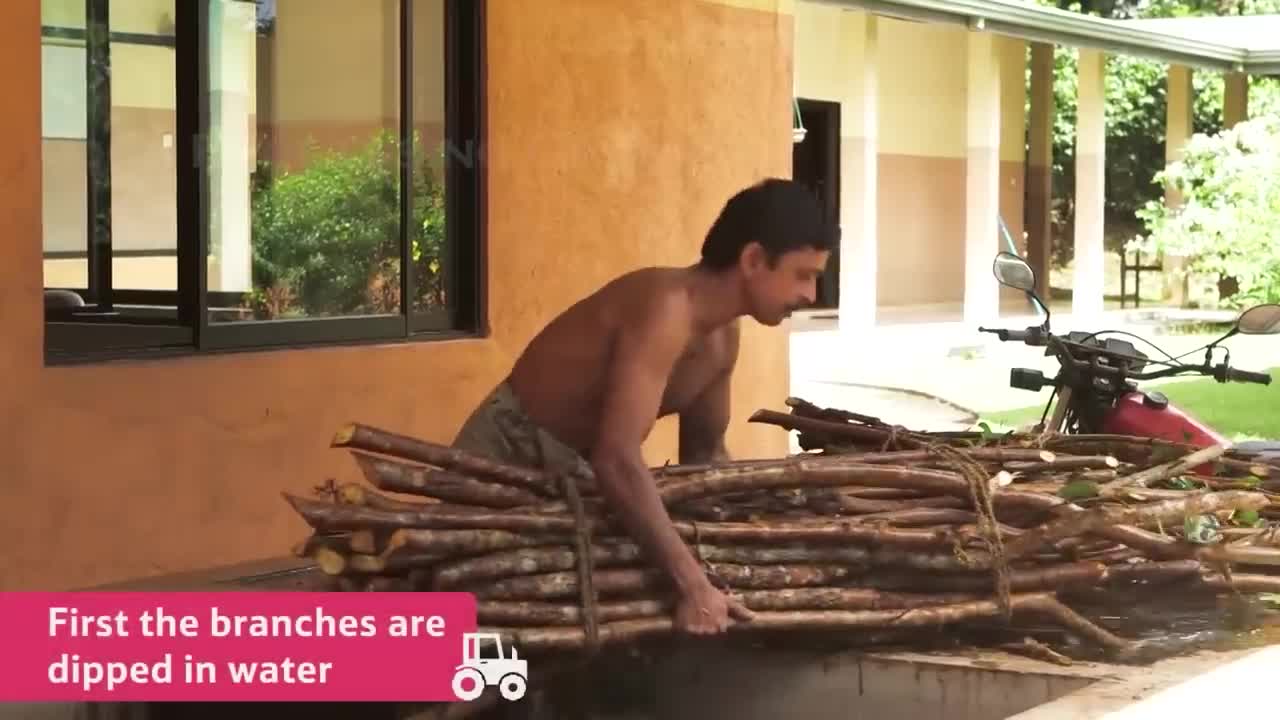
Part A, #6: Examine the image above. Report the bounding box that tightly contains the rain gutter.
[806,0,1258,72]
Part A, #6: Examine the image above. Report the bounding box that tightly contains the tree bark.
[352,451,544,508]
[331,422,553,495]
[1005,491,1268,558]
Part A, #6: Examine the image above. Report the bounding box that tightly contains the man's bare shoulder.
[598,268,696,330]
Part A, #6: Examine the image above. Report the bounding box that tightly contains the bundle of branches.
[283,415,1280,687]
[757,397,1280,480]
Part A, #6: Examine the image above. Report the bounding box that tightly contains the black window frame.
[41,0,487,365]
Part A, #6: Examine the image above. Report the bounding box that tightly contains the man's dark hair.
[698,178,837,271]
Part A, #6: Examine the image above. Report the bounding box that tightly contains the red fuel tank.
[1100,391,1227,447]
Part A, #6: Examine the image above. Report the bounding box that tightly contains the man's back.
[506,266,738,458]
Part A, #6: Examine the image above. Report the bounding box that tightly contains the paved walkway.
[788,307,1280,433]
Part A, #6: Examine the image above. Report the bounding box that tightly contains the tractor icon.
[452,632,528,702]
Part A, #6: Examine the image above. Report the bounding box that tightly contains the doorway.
[791,98,841,310]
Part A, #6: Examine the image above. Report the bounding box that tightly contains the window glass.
[39,0,481,361]
[207,0,402,323]
[41,0,179,309]
[411,0,450,315]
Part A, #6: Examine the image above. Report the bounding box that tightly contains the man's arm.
[678,325,739,465]
[678,375,731,465]
[589,293,711,598]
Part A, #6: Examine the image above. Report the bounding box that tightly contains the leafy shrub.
[245,129,447,319]
[1128,115,1280,308]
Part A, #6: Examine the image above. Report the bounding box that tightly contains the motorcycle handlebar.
[1017,337,1272,385]
[1218,366,1273,385]
[978,326,1040,345]
[987,324,1272,387]
[1059,358,1274,384]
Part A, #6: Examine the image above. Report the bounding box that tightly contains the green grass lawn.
[981,368,1280,441]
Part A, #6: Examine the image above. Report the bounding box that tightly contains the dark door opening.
[791,98,841,310]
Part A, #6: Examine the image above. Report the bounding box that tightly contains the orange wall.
[2,0,796,590]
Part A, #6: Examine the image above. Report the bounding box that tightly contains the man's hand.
[674,581,756,634]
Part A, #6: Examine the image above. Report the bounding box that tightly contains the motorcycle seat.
[1234,440,1280,461]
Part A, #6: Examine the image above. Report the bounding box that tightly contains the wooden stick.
[1006,456,1120,473]
[855,562,1111,593]
[352,451,544,508]
[473,564,857,600]
[1200,572,1280,593]
[475,588,986,627]
[1104,444,1231,492]
[654,461,1053,509]
[848,508,980,527]
[386,528,562,555]
[285,493,589,534]
[433,542,648,589]
[824,494,969,514]
[434,542,880,589]
[478,592,1139,658]
[290,494,979,551]
[331,422,553,496]
[1197,544,1280,567]
[1005,491,1270,558]
[748,409,928,449]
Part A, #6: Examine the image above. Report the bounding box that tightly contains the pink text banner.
[0,591,481,702]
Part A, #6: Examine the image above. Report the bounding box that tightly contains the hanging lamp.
[792,96,807,144]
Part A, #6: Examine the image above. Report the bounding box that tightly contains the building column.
[1072,49,1106,319]
[963,30,1002,326]
[1162,64,1194,306]
[837,13,878,332]
[1025,42,1054,301]
[1220,70,1247,301]
[1224,71,1249,128]
[208,0,256,293]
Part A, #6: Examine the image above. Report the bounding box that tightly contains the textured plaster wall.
[1,0,796,590]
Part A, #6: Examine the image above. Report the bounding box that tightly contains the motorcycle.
[980,251,1280,462]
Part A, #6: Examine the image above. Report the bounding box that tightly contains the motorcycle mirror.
[1236,304,1280,336]
[992,252,1036,293]
[992,252,1052,329]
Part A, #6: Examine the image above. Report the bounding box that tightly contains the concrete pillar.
[1072,49,1106,319]
[963,30,1002,327]
[1224,71,1249,128]
[208,0,256,293]
[1219,70,1248,302]
[1162,64,1194,306]
[998,36,1028,315]
[1025,42,1054,302]
[836,13,878,331]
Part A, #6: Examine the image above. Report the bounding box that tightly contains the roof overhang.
[807,0,1280,74]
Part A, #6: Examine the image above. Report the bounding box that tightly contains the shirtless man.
[452,177,835,635]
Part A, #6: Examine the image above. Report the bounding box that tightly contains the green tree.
[1129,115,1280,307]
[1033,0,1280,273]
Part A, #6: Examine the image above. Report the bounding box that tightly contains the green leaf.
[1058,481,1100,501]
[1165,476,1198,491]
[1233,509,1262,528]
[1183,514,1223,545]
[1259,593,1280,609]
